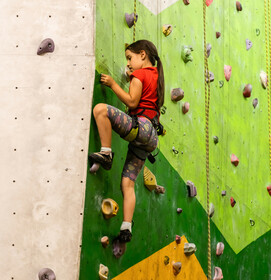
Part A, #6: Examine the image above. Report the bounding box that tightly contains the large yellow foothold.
[99,264,109,280]
[143,166,157,191]
[101,198,119,219]
[162,24,173,36]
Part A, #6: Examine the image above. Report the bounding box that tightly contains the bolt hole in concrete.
[13,180,16,183]
[14,149,16,151]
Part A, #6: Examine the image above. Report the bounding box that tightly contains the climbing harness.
[122,115,139,142]
[203,0,212,279]
[264,0,271,181]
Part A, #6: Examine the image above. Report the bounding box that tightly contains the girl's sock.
[100,147,112,155]
[120,221,132,233]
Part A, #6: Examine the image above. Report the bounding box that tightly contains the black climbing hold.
[112,238,126,258]
[164,256,170,265]
[219,80,224,88]
[250,219,255,226]
[256,29,260,36]
[172,146,179,154]
[38,268,56,280]
[37,38,55,55]
[125,13,138,28]
[213,136,219,144]
[161,105,167,114]
[177,208,183,214]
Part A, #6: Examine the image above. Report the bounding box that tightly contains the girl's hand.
[100,74,115,87]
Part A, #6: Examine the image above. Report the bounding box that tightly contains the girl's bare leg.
[93,103,112,148]
[121,176,136,223]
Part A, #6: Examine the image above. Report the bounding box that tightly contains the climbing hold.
[183,0,190,5]
[256,28,260,36]
[181,46,193,63]
[155,185,166,194]
[37,38,55,55]
[206,71,215,83]
[112,238,126,258]
[230,197,236,207]
[243,84,252,98]
[260,71,268,89]
[143,166,157,191]
[236,1,242,11]
[224,65,232,81]
[90,162,100,173]
[101,236,109,248]
[216,32,221,38]
[187,180,197,197]
[38,268,56,280]
[267,185,271,196]
[209,203,215,218]
[250,219,255,226]
[184,243,197,255]
[221,190,227,196]
[172,262,182,275]
[213,136,219,144]
[246,39,253,50]
[163,24,173,36]
[99,264,109,280]
[171,88,184,102]
[216,242,224,256]
[101,199,119,219]
[175,235,181,244]
[252,98,258,109]
[213,266,223,280]
[177,208,183,214]
[182,102,190,114]
[206,0,213,6]
[231,154,239,166]
[206,43,212,57]
[125,13,138,28]
[164,256,170,265]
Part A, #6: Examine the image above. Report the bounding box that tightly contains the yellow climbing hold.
[101,198,119,219]
[143,166,157,191]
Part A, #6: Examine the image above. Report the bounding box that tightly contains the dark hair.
[125,40,165,109]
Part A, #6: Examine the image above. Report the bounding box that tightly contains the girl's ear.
[140,50,147,60]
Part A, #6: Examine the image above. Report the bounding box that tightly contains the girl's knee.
[93,103,107,118]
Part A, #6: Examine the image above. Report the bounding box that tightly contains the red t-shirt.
[129,67,159,120]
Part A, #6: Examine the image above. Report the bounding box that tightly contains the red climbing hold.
[243,84,252,98]
[206,0,213,6]
[267,185,271,196]
[231,154,239,166]
[216,32,221,38]
[236,1,242,11]
[230,197,236,207]
[175,235,181,244]
[183,0,190,5]
[182,102,190,114]
[224,65,232,81]
[214,267,223,280]
[216,242,224,256]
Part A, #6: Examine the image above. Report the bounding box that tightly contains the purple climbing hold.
[37,38,55,55]
[221,190,227,196]
[125,13,138,28]
[214,266,223,280]
[112,238,126,258]
[246,39,253,50]
[216,242,225,256]
[236,1,242,11]
[252,98,258,109]
[38,268,56,280]
[187,180,197,197]
[177,208,183,214]
[243,84,252,98]
[171,88,184,102]
[206,71,215,83]
[206,43,212,58]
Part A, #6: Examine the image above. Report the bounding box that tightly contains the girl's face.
[125,49,145,72]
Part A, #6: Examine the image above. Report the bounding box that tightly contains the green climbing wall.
[80,0,271,279]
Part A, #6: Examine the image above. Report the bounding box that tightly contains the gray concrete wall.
[0,0,95,279]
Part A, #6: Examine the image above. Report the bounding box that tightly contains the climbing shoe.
[118,229,132,243]
[89,151,114,170]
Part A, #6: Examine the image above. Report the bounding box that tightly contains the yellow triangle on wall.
[112,236,207,280]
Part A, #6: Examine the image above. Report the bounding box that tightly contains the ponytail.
[126,40,165,109]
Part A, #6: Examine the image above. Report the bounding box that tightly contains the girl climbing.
[89,39,164,242]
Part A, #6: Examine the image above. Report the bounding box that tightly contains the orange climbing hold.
[206,0,213,7]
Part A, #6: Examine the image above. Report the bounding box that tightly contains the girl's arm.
[100,74,142,110]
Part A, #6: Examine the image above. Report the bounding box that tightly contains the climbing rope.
[133,0,137,42]
[264,0,271,181]
[203,0,212,279]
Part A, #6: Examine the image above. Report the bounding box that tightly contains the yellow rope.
[133,0,137,42]
[265,0,271,181]
[203,0,211,279]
